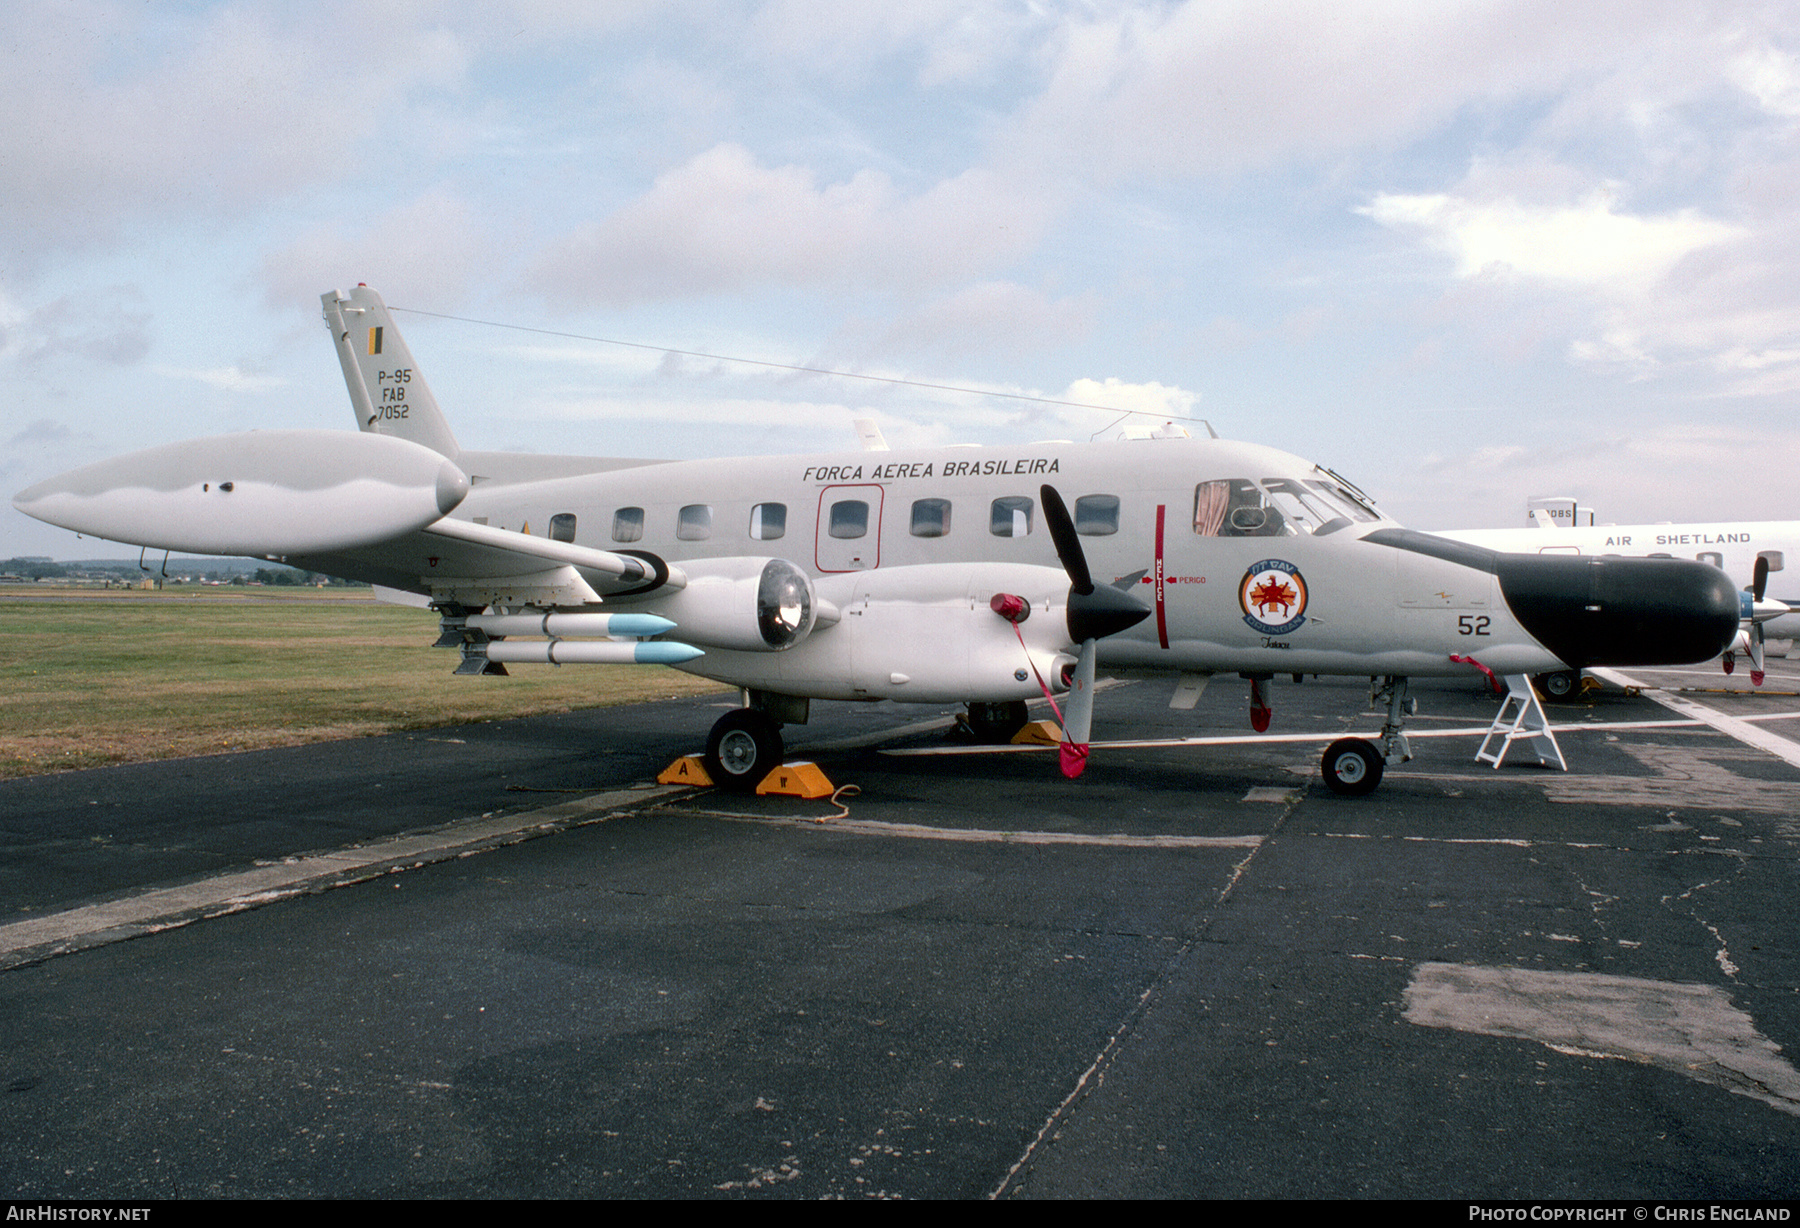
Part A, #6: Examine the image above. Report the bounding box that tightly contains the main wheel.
[703,709,784,793]
[1535,670,1578,701]
[1322,738,1383,796]
[965,700,1029,744]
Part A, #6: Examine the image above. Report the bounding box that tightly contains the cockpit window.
[1194,479,1293,537]
[1195,476,1382,537]
[1304,479,1379,522]
[1259,479,1342,535]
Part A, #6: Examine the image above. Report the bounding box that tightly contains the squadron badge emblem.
[1239,559,1308,635]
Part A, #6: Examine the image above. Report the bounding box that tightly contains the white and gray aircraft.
[1437,509,1798,692]
[12,286,1744,794]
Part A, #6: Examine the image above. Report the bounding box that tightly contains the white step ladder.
[1474,674,1567,771]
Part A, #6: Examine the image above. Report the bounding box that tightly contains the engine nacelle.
[632,557,818,652]
[665,562,1081,702]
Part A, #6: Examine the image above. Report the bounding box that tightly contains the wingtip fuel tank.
[12,429,469,557]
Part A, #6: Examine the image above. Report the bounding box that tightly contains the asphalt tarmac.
[2,663,1799,1199]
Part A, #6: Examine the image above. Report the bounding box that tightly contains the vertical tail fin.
[321,285,460,460]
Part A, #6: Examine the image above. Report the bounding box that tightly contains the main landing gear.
[964,700,1030,744]
[1321,676,1413,797]
[703,708,784,792]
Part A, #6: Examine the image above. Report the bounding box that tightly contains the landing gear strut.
[703,708,784,793]
[1321,675,1413,797]
[964,700,1029,744]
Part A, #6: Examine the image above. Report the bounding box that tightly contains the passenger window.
[828,500,869,539]
[991,496,1033,537]
[549,513,577,543]
[1697,552,1723,568]
[749,503,787,541]
[677,504,712,541]
[910,498,951,538]
[1759,551,1785,572]
[1074,495,1120,536]
[612,507,644,543]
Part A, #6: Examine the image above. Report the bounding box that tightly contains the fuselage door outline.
[815,483,885,573]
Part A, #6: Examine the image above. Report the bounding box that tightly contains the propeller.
[1039,484,1152,777]
[1738,555,1787,687]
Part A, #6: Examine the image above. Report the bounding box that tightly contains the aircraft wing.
[284,516,687,608]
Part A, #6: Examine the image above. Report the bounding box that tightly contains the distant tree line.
[2,558,67,579]
[251,566,365,587]
[2,557,365,586]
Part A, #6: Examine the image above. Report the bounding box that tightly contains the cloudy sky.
[6,0,1799,559]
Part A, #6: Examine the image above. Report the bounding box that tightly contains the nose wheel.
[704,708,784,792]
[1322,737,1384,796]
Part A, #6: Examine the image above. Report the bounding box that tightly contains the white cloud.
[1729,43,1800,118]
[0,3,471,265]
[1361,192,1741,289]
[1001,0,1729,179]
[151,365,287,394]
[876,281,1094,361]
[2,288,152,368]
[260,190,487,311]
[526,144,1052,306]
[1394,423,1800,529]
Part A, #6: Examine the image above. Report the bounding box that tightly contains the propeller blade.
[1040,483,1149,778]
[1754,554,1770,603]
[1040,484,1151,643]
[1039,484,1094,595]
[1060,638,1097,779]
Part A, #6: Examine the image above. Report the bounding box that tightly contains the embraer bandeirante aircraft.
[1438,512,1798,693]
[12,286,1743,795]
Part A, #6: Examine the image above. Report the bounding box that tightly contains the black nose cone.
[1496,555,1739,669]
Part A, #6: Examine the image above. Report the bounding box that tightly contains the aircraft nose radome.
[1496,555,1740,669]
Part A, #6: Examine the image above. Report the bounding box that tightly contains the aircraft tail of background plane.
[321,285,460,461]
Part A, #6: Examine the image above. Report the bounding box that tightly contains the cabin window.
[828,500,869,539]
[910,498,951,538]
[990,496,1033,537]
[749,503,787,541]
[1760,550,1785,572]
[612,507,644,543]
[677,504,713,541]
[1075,495,1120,536]
[1697,552,1724,568]
[549,513,577,543]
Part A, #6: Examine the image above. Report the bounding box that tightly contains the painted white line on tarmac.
[0,785,680,968]
[1592,668,1800,772]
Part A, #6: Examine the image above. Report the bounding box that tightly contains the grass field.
[0,587,726,779]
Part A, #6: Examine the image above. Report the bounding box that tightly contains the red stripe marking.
[1154,504,1169,649]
